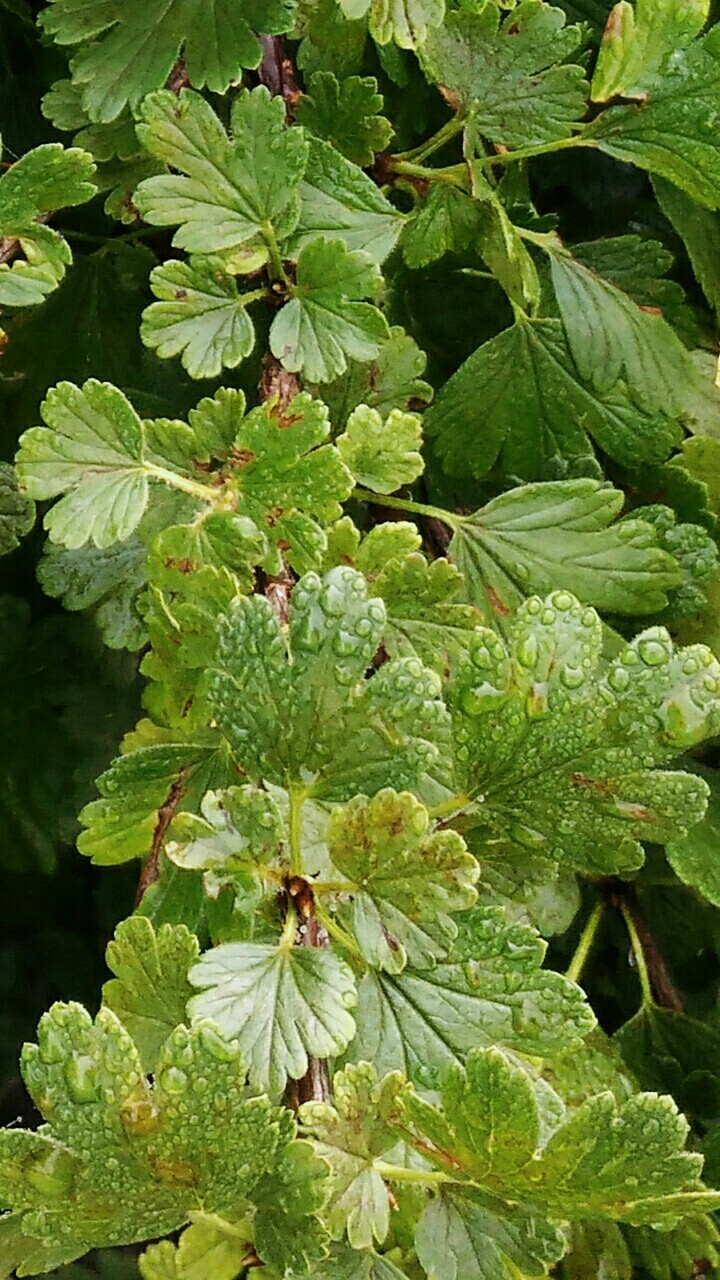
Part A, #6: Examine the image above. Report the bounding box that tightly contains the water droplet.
[64,1054,98,1104]
[159,1066,188,1095]
[560,666,584,689]
[517,634,539,669]
[551,591,574,612]
[638,636,671,667]
[607,665,631,693]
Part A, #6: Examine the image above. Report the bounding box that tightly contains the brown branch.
[257,35,302,117]
[134,773,188,906]
[260,354,301,410]
[166,55,190,94]
[286,877,332,1106]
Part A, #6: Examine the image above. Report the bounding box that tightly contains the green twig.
[393,116,464,165]
[620,898,654,1007]
[374,1161,452,1187]
[476,136,588,169]
[565,901,604,986]
[351,487,459,529]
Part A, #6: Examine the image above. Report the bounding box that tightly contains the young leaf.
[40,0,297,123]
[451,592,720,874]
[449,479,682,624]
[419,2,588,148]
[585,25,720,209]
[140,258,260,379]
[592,0,710,101]
[336,405,423,493]
[348,907,595,1079]
[269,237,389,383]
[327,789,479,973]
[424,319,683,479]
[187,941,357,1094]
[0,462,34,555]
[296,72,392,166]
[101,916,199,1072]
[0,144,95,307]
[287,137,404,264]
[299,1063,404,1249]
[339,0,443,49]
[207,566,449,800]
[135,88,308,253]
[2,1005,326,1267]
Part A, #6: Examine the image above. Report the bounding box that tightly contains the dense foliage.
[4,0,720,1275]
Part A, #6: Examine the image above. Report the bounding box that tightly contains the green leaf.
[296,72,392,166]
[474,850,580,937]
[665,762,720,907]
[270,237,389,383]
[592,0,709,101]
[585,25,720,209]
[135,87,308,252]
[451,591,720,874]
[206,390,353,576]
[141,258,259,379]
[401,185,482,270]
[78,732,236,866]
[300,1063,404,1248]
[348,907,594,1080]
[187,940,357,1094]
[336,404,423,493]
[626,1214,720,1280]
[16,380,152,550]
[38,537,149,649]
[561,1221,632,1280]
[328,789,479,973]
[165,784,284,915]
[372,552,482,673]
[424,319,683,480]
[101,916,199,1072]
[1,1005,326,1268]
[400,1046,720,1224]
[415,1188,565,1280]
[449,479,682,625]
[207,566,449,800]
[419,2,588,148]
[315,325,432,429]
[615,1000,720,1124]
[0,462,34,555]
[287,137,404,264]
[548,243,701,418]
[0,144,95,307]
[140,1217,250,1280]
[468,168,541,313]
[40,0,297,123]
[653,176,720,317]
